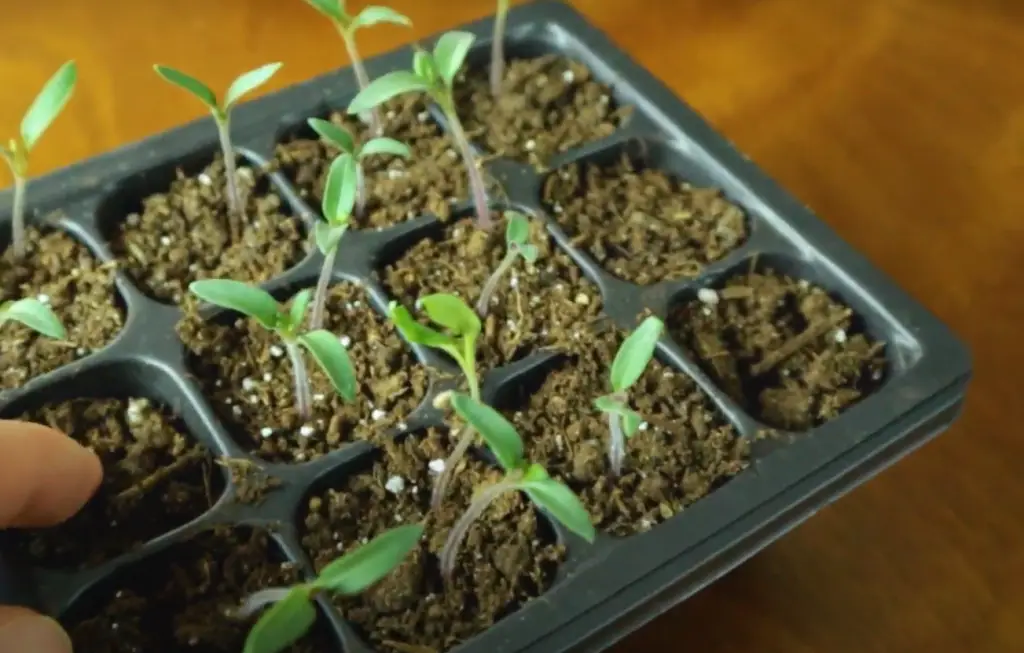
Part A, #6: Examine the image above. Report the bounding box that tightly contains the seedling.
[0,297,66,340]
[308,154,356,331]
[188,279,356,421]
[153,62,283,238]
[387,293,480,509]
[301,0,411,134]
[306,117,410,217]
[491,0,510,96]
[2,61,77,258]
[440,392,595,579]
[475,211,539,316]
[239,523,424,653]
[347,31,493,230]
[593,316,664,476]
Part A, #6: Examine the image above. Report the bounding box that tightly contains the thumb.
[0,606,72,653]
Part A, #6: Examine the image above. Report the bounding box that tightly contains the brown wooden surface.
[2,1,1022,651]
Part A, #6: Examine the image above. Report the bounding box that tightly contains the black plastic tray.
[0,1,972,652]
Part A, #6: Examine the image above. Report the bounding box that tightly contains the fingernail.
[0,615,72,653]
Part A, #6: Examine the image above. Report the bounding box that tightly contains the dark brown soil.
[542,152,749,285]
[67,527,336,653]
[667,262,888,430]
[272,96,466,229]
[177,282,429,463]
[381,213,603,371]
[110,155,307,305]
[0,227,123,390]
[454,54,632,168]
[11,397,220,570]
[503,324,749,537]
[301,429,564,653]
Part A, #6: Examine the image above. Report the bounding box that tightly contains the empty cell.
[177,281,429,464]
[7,395,224,570]
[541,141,751,285]
[495,325,748,538]
[272,95,467,229]
[299,429,563,653]
[667,259,888,431]
[379,211,603,371]
[104,148,308,306]
[65,526,338,653]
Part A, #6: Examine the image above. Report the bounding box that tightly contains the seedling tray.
[0,1,971,652]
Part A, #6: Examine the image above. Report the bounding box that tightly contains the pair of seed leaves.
[153,62,283,124]
[2,60,78,175]
[302,0,411,34]
[594,316,665,436]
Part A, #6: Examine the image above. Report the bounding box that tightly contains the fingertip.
[0,607,72,653]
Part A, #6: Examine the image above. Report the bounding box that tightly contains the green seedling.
[491,0,510,96]
[475,211,539,316]
[188,279,356,421]
[440,392,594,579]
[387,293,481,509]
[239,523,424,653]
[309,154,356,331]
[0,297,66,340]
[306,117,410,217]
[2,61,77,258]
[347,31,493,230]
[302,0,411,134]
[593,316,664,475]
[153,62,283,237]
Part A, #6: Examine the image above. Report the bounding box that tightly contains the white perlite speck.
[263,372,272,381]
[387,169,404,180]
[561,69,575,83]
[313,393,326,402]
[260,427,273,438]
[638,422,649,432]
[697,288,720,305]
[397,421,408,431]
[36,293,50,304]
[269,345,284,358]
[371,408,386,421]
[833,329,848,344]
[599,94,610,105]
[339,335,351,347]
[386,110,396,120]
[126,398,148,425]
[76,347,87,356]
[524,139,536,151]
[232,406,242,416]
[428,459,446,474]
[509,276,518,289]
[242,377,256,391]
[160,236,172,246]
[385,475,405,494]
[417,111,429,122]
[300,425,315,437]
[198,173,213,186]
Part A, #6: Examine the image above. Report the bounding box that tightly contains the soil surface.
[542,151,749,285]
[67,527,336,653]
[11,397,220,570]
[177,282,429,463]
[502,324,749,536]
[110,155,307,305]
[381,212,603,371]
[667,263,888,430]
[0,227,123,390]
[301,429,564,653]
[272,96,467,229]
[454,54,632,168]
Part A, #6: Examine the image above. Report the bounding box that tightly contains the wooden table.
[2,1,1021,651]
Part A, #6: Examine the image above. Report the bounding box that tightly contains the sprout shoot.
[0,297,66,340]
[347,31,493,230]
[593,316,664,475]
[475,211,539,316]
[491,0,510,96]
[188,279,356,421]
[388,293,480,509]
[241,523,423,653]
[302,0,412,135]
[309,154,357,331]
[440,393,594,579]
[2,61,77,258]
[153,62,283,238]
[307,117,410,217]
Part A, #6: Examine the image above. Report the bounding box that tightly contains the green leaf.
[432,31,475,87]
[621,410,643,438]
[413,51,438,83]
[593,396,644,438]
[347,71,432,116]
[592,395,622,413]
[243,586,317,653]
[0,298,66,339]
[313,524,424,594]
[505,212,530,246]
[450,393,524,471]
[350,6,412,30]
[322,154,358,222]
[518,244,539,263]
[298,330,357,402]
[314,221,348,255]
[20,60,78,151]
[307,117,355,154]
[359,137,411,159]
[224,62,283,109]
[188,279,280,329]
[610,316,664,392]
[418,294,480,338]
[302,0,344,21]
[154,65,218,110]
[288,290,313,330]
[388,302,457,350]
[521,468,596,543]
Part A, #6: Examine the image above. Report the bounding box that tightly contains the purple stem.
[341,28,381,135]
[285,340,312,421]
[216,118,244,242]
[607,411,626,477]
[440,475,522,579]
[355,165,367,218]
[490,1,509,97]
[431,423,475,511]
[475,250,516,316]
[309,244,338,331]
[442,103,491,230]
[11,174,26,258]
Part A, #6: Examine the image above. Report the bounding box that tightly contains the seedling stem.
[491,0,510,96]
[475,211,539,316]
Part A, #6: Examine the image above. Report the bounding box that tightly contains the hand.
[0,420,102,653]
